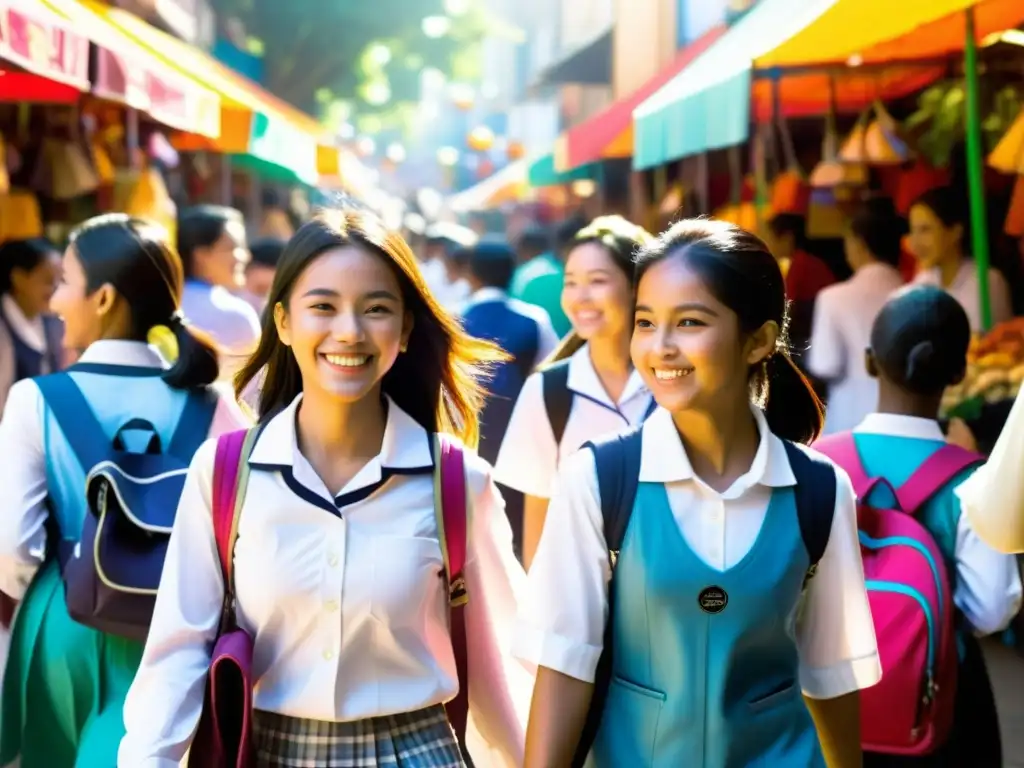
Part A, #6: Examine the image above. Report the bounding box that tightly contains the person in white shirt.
[119,209,531,767]
[0,238,64,414]
[908,186,1013,332]
[0,214,248,768]
[518,219,880,767]
[494,216,655,569]
[809,202,906,434]
[422,222,477,311]
[177,205,262,372]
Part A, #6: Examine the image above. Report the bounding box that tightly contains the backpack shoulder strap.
[784,441,837,570]
[211,428,258,608]
[33,371,108,470]
[434,433,470,748]
[541,359,573,447]
[168,388,219,459]
[572,427,644,767]
[585,427,644,559]
[895,444,984,515]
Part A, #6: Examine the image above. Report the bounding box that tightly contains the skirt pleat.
[253,704,465,768]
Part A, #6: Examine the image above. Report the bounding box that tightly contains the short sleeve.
[806,288,845,381]
[493,373,560,498]
[796,465,882,699]
[512,449,609,682]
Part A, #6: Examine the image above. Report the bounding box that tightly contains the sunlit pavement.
[982,637,1024,766]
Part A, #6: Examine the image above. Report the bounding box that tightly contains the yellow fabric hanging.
[124,163,177,244]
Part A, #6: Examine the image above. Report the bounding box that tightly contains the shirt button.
[328,553,339,567]
[323,649,335,661]
[324,599,339,612]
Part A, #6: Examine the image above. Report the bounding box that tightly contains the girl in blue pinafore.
[0,215,247,767]
[516,219,883,768]
[849,286,1020,767]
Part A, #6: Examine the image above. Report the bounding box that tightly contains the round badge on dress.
[698,585,728,614]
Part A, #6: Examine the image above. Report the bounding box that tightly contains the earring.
[400,343,408,353]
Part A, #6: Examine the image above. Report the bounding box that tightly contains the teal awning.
[632,0,837,169]
[527,153,599,187]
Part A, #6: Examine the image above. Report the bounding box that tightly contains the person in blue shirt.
[460,237,559,466]
[517,218,881,768]
[853,286,1020,767]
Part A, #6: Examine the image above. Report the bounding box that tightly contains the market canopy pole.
[964,5,992,331]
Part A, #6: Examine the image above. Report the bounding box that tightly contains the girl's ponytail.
[150,315,220,391]
[761,352,824,445]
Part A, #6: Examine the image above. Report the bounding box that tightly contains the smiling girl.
[119,209,531,767]
[495,216,654,568]
[517,219,881,767]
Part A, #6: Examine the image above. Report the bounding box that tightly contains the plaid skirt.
[253,704,466,768]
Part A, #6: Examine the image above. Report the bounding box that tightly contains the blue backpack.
[35,366,215,641]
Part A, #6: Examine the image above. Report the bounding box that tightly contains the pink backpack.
[815,432,982,756]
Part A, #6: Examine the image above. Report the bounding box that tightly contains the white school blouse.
[808,262,905,435]
[119,394,532,768]
[514,405,883,700]
[911,259,1013,333]
[494,343,652,499]
[854,413,1021,635]
[0,340,250,602]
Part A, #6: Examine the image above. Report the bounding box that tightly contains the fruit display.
[940,318,1024,420]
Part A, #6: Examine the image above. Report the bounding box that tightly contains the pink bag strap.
[211,428,258,618]
[895,444,984,514]
[812,432,883,499]
[433,433,469,743]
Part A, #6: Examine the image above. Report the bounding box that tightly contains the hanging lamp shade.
[840,102,910,165]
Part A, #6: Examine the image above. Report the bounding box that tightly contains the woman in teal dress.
[0,214,247,766]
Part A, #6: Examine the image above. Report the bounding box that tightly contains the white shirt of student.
[119,394,532,768]
[0,340,250,601]
[494,343,652,499]
[854,412,1021,635]
[458,287,560,370]
[912,259,1013,332]
[514,405,882,699]
[808,262,905,435]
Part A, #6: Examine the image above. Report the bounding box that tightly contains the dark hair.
[767,213,808,252]
[249,237,287,270]
[516,226,550,256]
[847,201,905,267]
[467,237,516,290]
[69,214,219,390]
[544,215,653,365]
[911,186,966,229]
[234,209,506,445]
[636,218,824,444]
[870,285,970,397]
[0,238,59,294]
[555,216,585,252]
[177,205,244,277]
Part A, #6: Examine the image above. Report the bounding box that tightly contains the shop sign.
[0,1,89,89]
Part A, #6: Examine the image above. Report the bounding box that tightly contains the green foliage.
[905,80,1023,168]
[209,0,495,125]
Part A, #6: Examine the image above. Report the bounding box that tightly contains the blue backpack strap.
[541,359,573,447]
[572,427,644,767]
[783,440,837,570]
[33,372,109,471]
[168,389,218,459]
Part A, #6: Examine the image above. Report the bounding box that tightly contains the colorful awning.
[528,153,599,188]
[633,0,840,169]
[753,0,1022,68]
[447,159,528,212]
[0,0,89,95]
[85,0,324,183]
[556,25,725,172]
[41,0,219,137]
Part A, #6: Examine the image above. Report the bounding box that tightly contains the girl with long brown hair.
[120,209,531,767]
[494,215,655,568]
